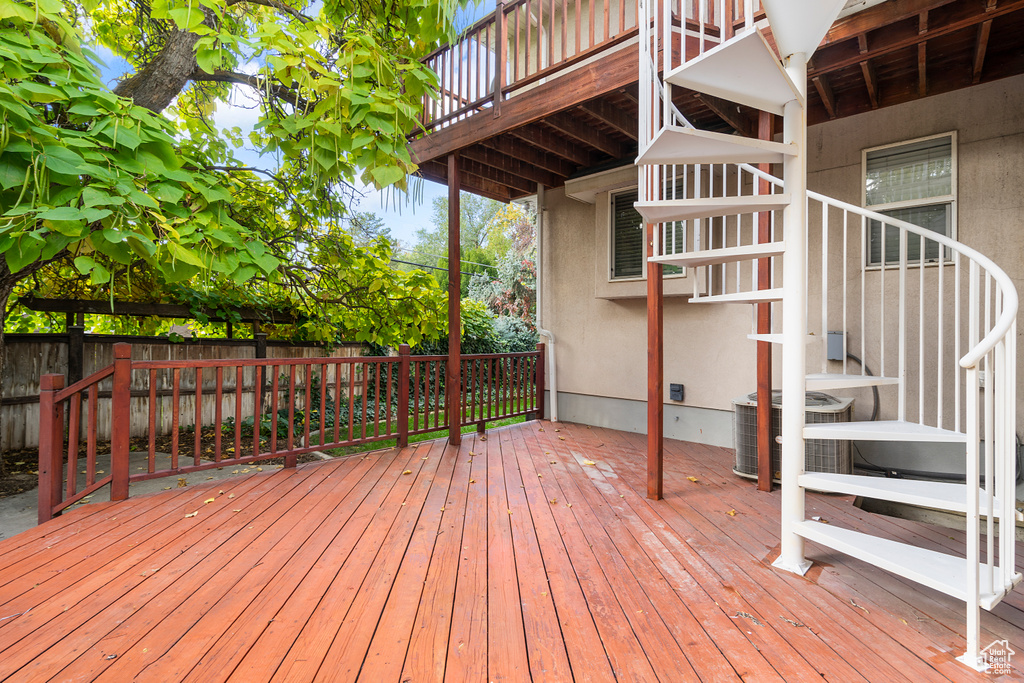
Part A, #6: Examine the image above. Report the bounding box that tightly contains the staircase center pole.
[774,52,812,576]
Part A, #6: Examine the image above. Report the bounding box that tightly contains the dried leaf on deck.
[687,476,699,483]
[204,498,215,505]
[583,460,596,466]
[726,509,737,516]
[177,478,188,488]
[184,511,198,518]
[403,470,412,475]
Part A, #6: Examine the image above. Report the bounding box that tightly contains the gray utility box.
[733,391,854,481]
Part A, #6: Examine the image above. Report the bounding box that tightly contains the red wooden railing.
[418,0,641,133]
[415,1,763,134]
[38,343,546,522]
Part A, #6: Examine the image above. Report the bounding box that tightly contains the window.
[610,190,684,279]
[611,190,643,279]
[863,133,955,266]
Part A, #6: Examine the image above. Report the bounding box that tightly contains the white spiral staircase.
[636,0,1020,671]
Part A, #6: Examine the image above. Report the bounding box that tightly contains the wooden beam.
[543,112,628,158]
[480,136,576,177]
[918,41,927,97]
[972,19,993,83]
[507,126,597,167]
[861,60,879,109]
[418,161,512,202]
[447,154,462,447]
[646,220,663,501]
[824,0,959,45]
[756,110,774,494]
[410,38,639,164]
[460,146,560,188]
[858,33,869,54]
[918,10,929,33]
[459,157,537,194]
[812,75,837,119]
[578,100,638,140]
[695,93,754,135]
[813,0,1024,78]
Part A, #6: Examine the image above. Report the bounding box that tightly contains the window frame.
[608,187,687,282]
[860,131,957,269]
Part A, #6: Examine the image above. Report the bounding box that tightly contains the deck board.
[0,421,1017,682]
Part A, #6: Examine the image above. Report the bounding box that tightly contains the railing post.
[109,343,132,501]
[493,1,505,117]
[37,374,65,524]
[397,344,411,448]
[535,343,546,421]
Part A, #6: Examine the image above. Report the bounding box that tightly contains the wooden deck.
[1,421,1021,682]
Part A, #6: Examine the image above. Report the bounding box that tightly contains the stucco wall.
[542,74,1024,449]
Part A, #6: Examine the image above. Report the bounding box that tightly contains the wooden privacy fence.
[38,343,546,522]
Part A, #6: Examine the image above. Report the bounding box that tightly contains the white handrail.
[807,190,1019,369]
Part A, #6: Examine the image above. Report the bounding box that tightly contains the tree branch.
[189,69,311,110]
[225,0,314,23]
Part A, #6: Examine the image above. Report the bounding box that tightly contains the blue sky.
[91,0,499,247]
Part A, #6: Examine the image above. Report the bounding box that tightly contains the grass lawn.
[324,413,528,457]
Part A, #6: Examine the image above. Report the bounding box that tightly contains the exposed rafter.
[973,19,993,83]
[861,60,880,109]
[694,93,755,135]
[507,127,597,167]
[543,112,628,158]
[578,100,638,140]
[812,75,838,119]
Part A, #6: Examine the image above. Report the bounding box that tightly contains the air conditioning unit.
[733,390,854,480]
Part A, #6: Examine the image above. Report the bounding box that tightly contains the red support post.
[109,343,132,501]
[535,343,546,421]
[647,222,664,501]
[447,153,462,447]
[37,374,65,523]
[397,344,411,448]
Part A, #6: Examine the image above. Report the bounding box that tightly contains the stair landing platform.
[0,422,1019,681]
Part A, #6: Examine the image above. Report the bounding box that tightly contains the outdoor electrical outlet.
[669,384,684,402]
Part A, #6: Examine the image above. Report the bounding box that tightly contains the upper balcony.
[408,0,1024,201]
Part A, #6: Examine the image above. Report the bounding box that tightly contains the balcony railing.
[37,343,546,522]
[417,0,641,133]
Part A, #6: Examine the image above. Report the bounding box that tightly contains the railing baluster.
[954,253,961,434]
[348,361,356,443]
[87,384,97,481]
[194,367,203,466]
[271,365,280,454]
[254,365,263,456]
[171,367,180,470]
[937,249,945,428]
[148,369,157,471]
[216,366,224,461]
[287,364,296,453]
[919,234,925,424]
[319,362,328,446]
[235,365,244,458]
[334,361,342,445]
[304,363,313,446]
[66,393,80,501]
[898,227,907,421]
[361,362,369,440]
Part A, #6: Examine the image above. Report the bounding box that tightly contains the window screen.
[865,135,953,265]
[611,191,643,279]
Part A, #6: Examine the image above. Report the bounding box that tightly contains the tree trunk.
[113,29,201,114]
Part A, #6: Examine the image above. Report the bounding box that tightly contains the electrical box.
[669,384,684,401]
[827,331,845,361]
